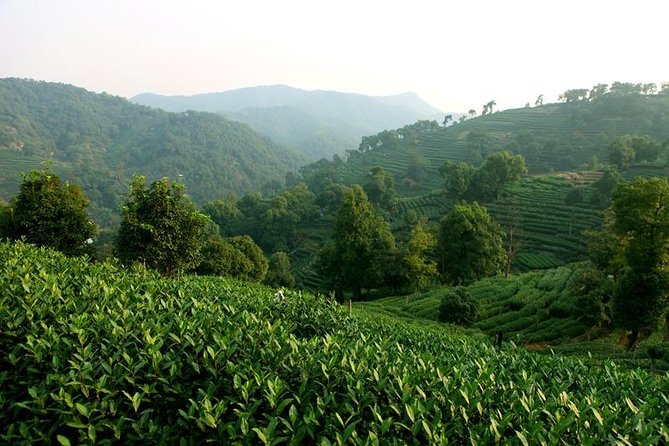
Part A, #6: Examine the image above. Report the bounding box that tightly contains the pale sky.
[1,0,667,112]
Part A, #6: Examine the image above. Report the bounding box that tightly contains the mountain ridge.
[0,78,305,226]
[131,85,448,159]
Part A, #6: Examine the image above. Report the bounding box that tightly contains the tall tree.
[3,168,96,256]
[115,176,209,277]
[438,202,505,284]
[607,178,669,350]
[317,185,396,298]
[402,219,438,292]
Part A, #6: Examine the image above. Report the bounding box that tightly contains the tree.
[402,219,438,292]
[482,100,496,115]
[229,235,269,282]
[196,235,251,277]
[558,89,589,103]
[3,168,96,256]
[442,114,453,126]
[202,197,241,236]
[317,185,396,298]
[439,287,478,326]
[599,178,669,350]
[607,136,636,170]
[115,176,209,277]
[466,128,494,162]
[264,251,296,288]
[630,135,661,163]
[589,166,621,208]
[468,109,476,118]
[196,234,268,281]
[363,166,396,209]
[588,83,609,101]
[439,160,476,198]
[566,266,613,327]
[534,94,544,106]
[470,151,527,200]
[438,202,505,284]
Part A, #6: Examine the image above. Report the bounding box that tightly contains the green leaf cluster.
[1,168,96,256]
[115,176,209,277]
[438,202,505,284]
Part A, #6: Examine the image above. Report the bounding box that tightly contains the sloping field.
[2,241,669,444]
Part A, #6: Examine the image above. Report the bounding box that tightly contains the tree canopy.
[438,202,505,284]
[317,185,396,299]
[115,176,210,277]
[2,168,96,256]
[591,177,669,349]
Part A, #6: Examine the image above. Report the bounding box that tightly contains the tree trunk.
[627,329,639,352]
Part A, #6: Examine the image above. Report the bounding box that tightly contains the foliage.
[402,220,438,292]
[228,235,269,282]
[438,287,478,326]
[202,198,241,236]
[363,166,396,209]
[565,265,613,326]
[439,160,476,199]
[438,202,505,284]
[4,241,669,444]
[608,136,637,170]
[264,251,296,288]
[195,235,257,281]
[589,166,622,208]
[0,78,304,228]
[606,177,669,347]
[318,185,396,298]
[470,151,528,200]
[2,168,96,256]
[115,176,209,277]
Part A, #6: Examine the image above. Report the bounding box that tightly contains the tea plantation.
[2,241,668,444]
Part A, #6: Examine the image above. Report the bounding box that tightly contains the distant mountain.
[0,78,305,226]
[131,86,447,159]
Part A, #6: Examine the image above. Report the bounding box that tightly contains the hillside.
[337,93,669,192]
[131,85,446,159]
[3,240,668,444]
[357,263,669,370]
[0,78,305,225]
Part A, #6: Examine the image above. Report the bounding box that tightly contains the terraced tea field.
[0,150,71,200]
[394,175,602,272]
[356,264,590,344]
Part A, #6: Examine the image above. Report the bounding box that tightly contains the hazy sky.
[1,0,667,112]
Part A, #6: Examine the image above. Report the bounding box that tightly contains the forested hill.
[0,78,305,225]
[335,91,669,193]
[131,85,446,159]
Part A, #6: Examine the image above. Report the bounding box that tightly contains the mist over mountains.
[131,85,448,159]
